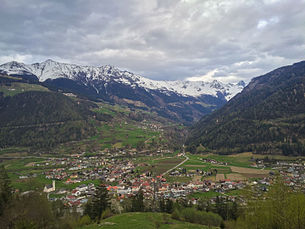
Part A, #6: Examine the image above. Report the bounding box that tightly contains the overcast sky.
[0,0,304,82]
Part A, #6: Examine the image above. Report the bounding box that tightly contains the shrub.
[171,209,182,220]
[78,215,91,226]
[172,207,222,227]
[101,208,113,219]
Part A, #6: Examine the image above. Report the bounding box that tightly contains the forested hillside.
[186,61,305,156]
[0,90,99,149]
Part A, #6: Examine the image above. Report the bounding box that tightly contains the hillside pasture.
[79,212,213,229]
[0,82,49,97]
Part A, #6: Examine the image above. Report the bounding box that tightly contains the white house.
[44,180,55,193]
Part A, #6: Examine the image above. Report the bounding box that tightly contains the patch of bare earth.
[203,176,216,181]
[216,174,225,181]
[242,173,268,179]
[226,173,246,181]
[230,166,269,174]
[25,162,35,167]
[192,175,202,182]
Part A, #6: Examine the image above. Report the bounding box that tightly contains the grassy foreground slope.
[79,212,214,229]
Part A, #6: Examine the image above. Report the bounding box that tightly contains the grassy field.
[0,82,49,97]
[78,212,214,229]
[3,158,46,171]
[190,191,222,199]
[164,175,192,183]
[0,147,30,156]
[86,120,160,151]
[177,153,274,181]
[93,103,132,116]
[202,154,253,168]
[226,189,244,196]
[52,119,161,155]
[184,153,255,168]
[140,157,185,176]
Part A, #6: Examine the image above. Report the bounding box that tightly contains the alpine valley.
[1,60,305,229]
[0,59,245,124]
[2,1,305,228]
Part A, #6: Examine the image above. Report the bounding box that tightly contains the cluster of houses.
[274,160,305,190]
[139,121,163,131]
[65,183,95,208]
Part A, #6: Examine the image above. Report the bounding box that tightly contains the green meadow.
[78,212,214,229]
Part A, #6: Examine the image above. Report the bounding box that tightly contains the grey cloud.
[0,0,304,82]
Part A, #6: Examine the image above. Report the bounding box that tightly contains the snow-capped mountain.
[0,59,245,100]
[0,59,246,123]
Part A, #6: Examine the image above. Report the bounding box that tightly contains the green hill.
[79,212,214,229]
[186,61,305,156]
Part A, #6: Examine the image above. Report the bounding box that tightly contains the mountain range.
[0,59,245,123]
[186,60,305,156]
[1,59,305,155]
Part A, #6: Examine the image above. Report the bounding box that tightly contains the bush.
[101,208,113,219]
[162,213,171,224]
[78,215,91,226]
[171,207,222,227]
[236,178,305,229]
[171,209,182,220]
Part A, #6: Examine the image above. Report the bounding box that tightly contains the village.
[33,150,305,212]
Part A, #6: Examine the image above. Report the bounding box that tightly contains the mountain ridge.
[0,59,245,100]
[0,60,246,124]
[186,60,305,155]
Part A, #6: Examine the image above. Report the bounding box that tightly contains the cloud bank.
[0,0,304,82]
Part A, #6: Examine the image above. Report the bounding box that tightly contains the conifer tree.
[159,197,165,212]
[86,183,109,223]
[0,165,12,216]
[165,199,173,213]
[131,189,144,212]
